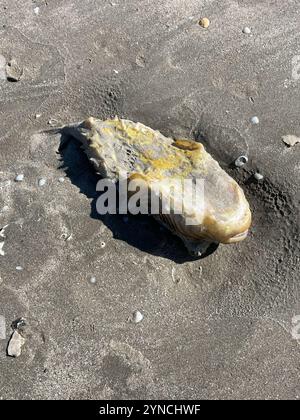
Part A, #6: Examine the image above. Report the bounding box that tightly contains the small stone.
[242,27,251,34]
[38,178,47,187]
[58,177,65,183]
[35,113,41,119]
[90,276,97,284]
[34,6,40,15]
[6,59,23,82]
[7,330,25,357]
[250,116,259,125]
[131,310,144,324]
[199,17,210,28]
[15,174,24,182]
[113,69,119,74]
[16,266,23,271]
[254,172,264,181]
[235,155,248,168]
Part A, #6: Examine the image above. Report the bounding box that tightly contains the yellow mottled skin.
[80,117,252,245]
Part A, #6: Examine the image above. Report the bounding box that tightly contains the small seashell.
[131,310,144,324]
[58,177,65,183]
[250,116,259,125]
[47,119,58,127]
[6,59,23,82]
[89,276,97,284]
[7,330,25,357]
[100,241,106,249]
[199,17,210,28]
[38,178,47,187]
[235,155,248,167]
[15,174,24,182]
[242,27,251,34]
[254,172,264,181]
[282,134,300,147]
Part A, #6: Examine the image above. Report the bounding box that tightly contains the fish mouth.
[226,230,249,243]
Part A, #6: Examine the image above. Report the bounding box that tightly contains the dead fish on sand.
[66,117,251,256]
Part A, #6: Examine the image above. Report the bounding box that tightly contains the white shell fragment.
[242,27,251,34]
[254,172,264,181]
[250,116,259,125]
[235,155,248,167]
[58,177,65,183]
[15,174,24,182]
[0,242,5,256]
[89,276,97,284]
[47,119,58,127]
[38,178,47,187]
[131,310,144,324]
[7,330,26,358]
[282,134,300,147]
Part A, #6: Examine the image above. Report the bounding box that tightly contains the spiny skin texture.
[69,117,252,251]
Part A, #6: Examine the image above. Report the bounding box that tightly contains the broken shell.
[66,117,252,255]
[15,174,24,182]
[0,241,5,256]
[235,155,248,167]
[131,310,144,324]
[254,172,264,181]
[38,178,47,187]
[282,134,300,147]
[242,27,251,34]
[7,330,25,357]
[250,116,259,125]
[6,59,23,82]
